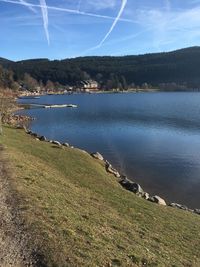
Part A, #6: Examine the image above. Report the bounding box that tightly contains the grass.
[1,125,200,267]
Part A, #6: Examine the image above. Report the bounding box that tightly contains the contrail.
[77,0,82,11]
[0,0,134,23]
[19,0,36,13]
[97,0,128,47]
[78,29,148,57]
[39,0,50,45]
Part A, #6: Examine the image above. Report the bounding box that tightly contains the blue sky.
[1,0,200,60]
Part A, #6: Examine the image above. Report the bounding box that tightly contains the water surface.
[18,92,200,208]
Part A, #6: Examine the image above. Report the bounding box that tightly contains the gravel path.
[0,145,36,267]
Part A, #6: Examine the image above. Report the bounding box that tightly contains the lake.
[18,92,200,209]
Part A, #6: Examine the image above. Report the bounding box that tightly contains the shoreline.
[17,88,200,99]
[14,97,200,213]
[18,125,200,215]
[2,125,200,266]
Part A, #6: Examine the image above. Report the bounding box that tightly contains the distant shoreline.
[17,88,200,99]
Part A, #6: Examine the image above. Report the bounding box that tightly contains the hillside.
[1,47,200,89]
[1,125,200,266]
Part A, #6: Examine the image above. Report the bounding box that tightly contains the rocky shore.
[5,114,35,127]
[20,128,200,216]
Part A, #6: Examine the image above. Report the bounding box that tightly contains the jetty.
[18,96,40,99]
[44,104,77,108]
[19,103,78,109]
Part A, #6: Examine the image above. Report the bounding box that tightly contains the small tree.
[23,73,38,92]
[0,88,15,134]
[45,80,55,92]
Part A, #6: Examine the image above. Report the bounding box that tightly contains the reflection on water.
[18,92,200,208]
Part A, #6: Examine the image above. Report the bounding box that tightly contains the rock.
[17,125,23,129]
[30,132,38,137]
[23,125,28,132]
[114,172,121,178]
[106,164,121,178]
[91,152,104,161]
[105,160,110,166]
[39,136,47,141]
[142,192,150,200]
[52,140,61,146]
[81,150,87,154]
[194,209,200,215]
[119,179,143,194]
[63,142,70,147]
[131,183,143,195]
[170,203,182,209]
[169,203,189,211]
[149,196,167,206]
[119,177,131,186]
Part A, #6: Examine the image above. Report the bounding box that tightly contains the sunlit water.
[18,92,200,208]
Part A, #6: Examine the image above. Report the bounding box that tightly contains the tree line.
[1,46,200,91]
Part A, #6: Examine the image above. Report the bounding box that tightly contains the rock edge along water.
[23,126,200,215]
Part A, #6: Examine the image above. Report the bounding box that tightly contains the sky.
[1,0,200,60]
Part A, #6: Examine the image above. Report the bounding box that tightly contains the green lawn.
[1,125,200,267]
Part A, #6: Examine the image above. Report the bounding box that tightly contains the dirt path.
[0,145,35,267]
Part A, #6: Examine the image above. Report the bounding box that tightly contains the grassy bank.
[1,126,200,267]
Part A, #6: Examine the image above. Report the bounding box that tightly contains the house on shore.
[80,80,99,92]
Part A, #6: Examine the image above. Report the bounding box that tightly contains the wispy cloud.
[39,0,50,45]
[134,5,200,50]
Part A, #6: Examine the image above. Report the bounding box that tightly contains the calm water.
[18,92,200,208]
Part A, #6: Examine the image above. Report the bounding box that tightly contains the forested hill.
[1,46,200,90]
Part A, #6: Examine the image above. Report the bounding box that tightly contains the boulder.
[105,160,111,166]
[149,196,166,206]
[142,192,150,200]
[91,152,104,161]
[194,209,200,215]
[119,177,131,186]
[63,142,70,147]
[23,125,28,132]
[114,172,121,178]
[52,140,61,146]
[169,203,182,209]
[16,125,23,129]
[39,136,47,141]
[131,183,143,195]
[106,164,120,178]
[169,203,189,211]
[30,132,38,137]
[119,179,144,195]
